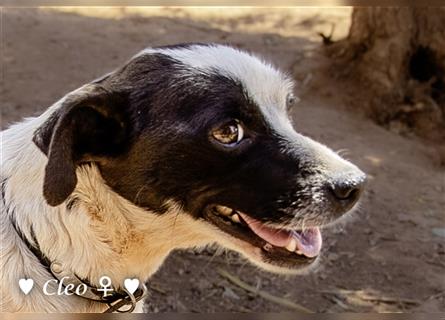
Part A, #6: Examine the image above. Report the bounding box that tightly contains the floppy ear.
[33,84,130,206]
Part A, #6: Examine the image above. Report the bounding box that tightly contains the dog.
[0,43,366,312]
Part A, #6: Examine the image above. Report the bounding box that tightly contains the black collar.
[10,217,147,313]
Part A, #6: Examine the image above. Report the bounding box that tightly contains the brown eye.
[212,120,244,145]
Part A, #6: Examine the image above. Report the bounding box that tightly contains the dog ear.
[33,84,130,207]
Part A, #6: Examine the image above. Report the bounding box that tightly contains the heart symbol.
[19,278,34,295]
[124,278,139,294]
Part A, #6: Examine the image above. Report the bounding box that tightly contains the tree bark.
[328,7,445,140]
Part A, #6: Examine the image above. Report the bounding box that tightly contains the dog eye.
[286,93,300,110]
[212,120,244,145]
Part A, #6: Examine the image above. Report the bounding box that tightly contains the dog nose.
[329,174,366,208]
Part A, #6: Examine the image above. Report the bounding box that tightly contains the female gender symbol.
[97,276,113,297]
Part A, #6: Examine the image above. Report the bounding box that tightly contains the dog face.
[33,44,366,272]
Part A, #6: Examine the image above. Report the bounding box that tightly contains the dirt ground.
[2,7,444,313]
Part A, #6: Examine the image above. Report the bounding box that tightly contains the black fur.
[33,45,363,228]
[33,86,131,206]
[96,52,300,221]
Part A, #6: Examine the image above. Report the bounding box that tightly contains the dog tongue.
[291,228,322,258]
[238,213,322,258]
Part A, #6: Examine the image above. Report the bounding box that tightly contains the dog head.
[33,43,366,273]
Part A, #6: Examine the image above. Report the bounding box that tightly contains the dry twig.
[321,289,420,306]
[217,268,313,313]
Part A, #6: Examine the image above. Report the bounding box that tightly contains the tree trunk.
[328,7,445,140]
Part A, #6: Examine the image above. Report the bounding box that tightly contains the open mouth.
[204,204,323,269]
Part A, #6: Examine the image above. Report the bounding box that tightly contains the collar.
[11,218,147,313]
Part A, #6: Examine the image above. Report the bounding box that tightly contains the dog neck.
[1,114,214,312]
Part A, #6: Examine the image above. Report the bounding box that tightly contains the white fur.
[141,45,294,131]
[142,44,359,178]
[141,44,294,110]
[0,98,293,313]
[0,104,300,311]
[0,95,221,312]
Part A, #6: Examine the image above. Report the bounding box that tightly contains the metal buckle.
[104,284,148,313]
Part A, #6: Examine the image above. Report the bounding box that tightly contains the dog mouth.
[204,204,322,269]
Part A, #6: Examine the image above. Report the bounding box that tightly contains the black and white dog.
[0,43,366,312]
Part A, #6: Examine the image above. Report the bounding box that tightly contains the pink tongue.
[238,213,322,258]
[239,213,292,246]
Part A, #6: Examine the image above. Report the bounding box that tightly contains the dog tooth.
[285,238,297,252]
[263,243,273,251]
[231,213,241,223]
[216,205,232,216]
[296,250,303,255]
